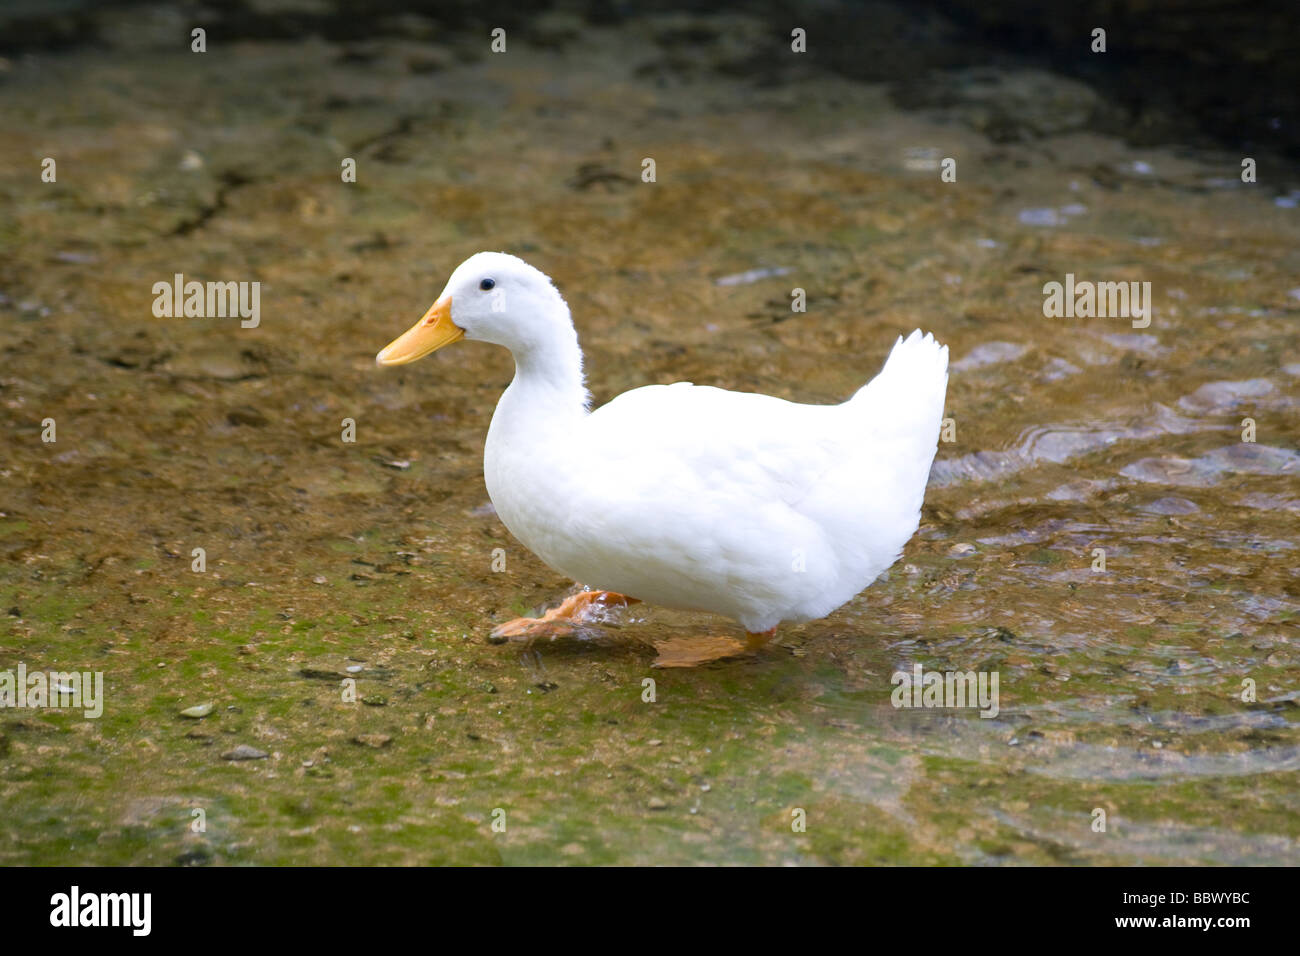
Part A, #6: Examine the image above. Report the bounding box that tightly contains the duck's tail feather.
[849,329,950,498]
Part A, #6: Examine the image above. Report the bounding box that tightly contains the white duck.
[378,252,948,664]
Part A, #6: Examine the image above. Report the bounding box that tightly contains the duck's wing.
[568,384,852,625]
[555,335,947,628]
[585,382,849,509]
[579,333,948,565]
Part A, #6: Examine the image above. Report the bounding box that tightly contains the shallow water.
[1,9,1297,865]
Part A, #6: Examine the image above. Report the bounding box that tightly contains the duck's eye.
[480,278,495,291]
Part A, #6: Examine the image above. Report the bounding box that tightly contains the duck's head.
[376,251,571,366]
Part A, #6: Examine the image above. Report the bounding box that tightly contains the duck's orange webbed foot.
[489,589,639,643]
[651,627,778,668]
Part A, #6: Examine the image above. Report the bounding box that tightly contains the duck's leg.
[489,590,639,642]
[652,628,779,668]
[745,627,778,652]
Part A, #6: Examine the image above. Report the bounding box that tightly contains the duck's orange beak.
[376,294,464,366]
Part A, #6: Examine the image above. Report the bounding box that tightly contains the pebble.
[179,703,213,718]
[226,406,268,427]
[53,250,98,264]
[947,542,977,556]
[1017,207,1060,227]
[647,797,668,810]
[714,266,791,287]
[953,341,1027,371]
[299,667,343,681]
[1141,496,1199,516]
[221,744,268,761]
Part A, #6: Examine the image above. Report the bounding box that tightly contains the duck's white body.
[380,253,949,634]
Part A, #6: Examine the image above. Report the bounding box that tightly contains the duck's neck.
[491,323,590,448]
[482,322,590,551]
